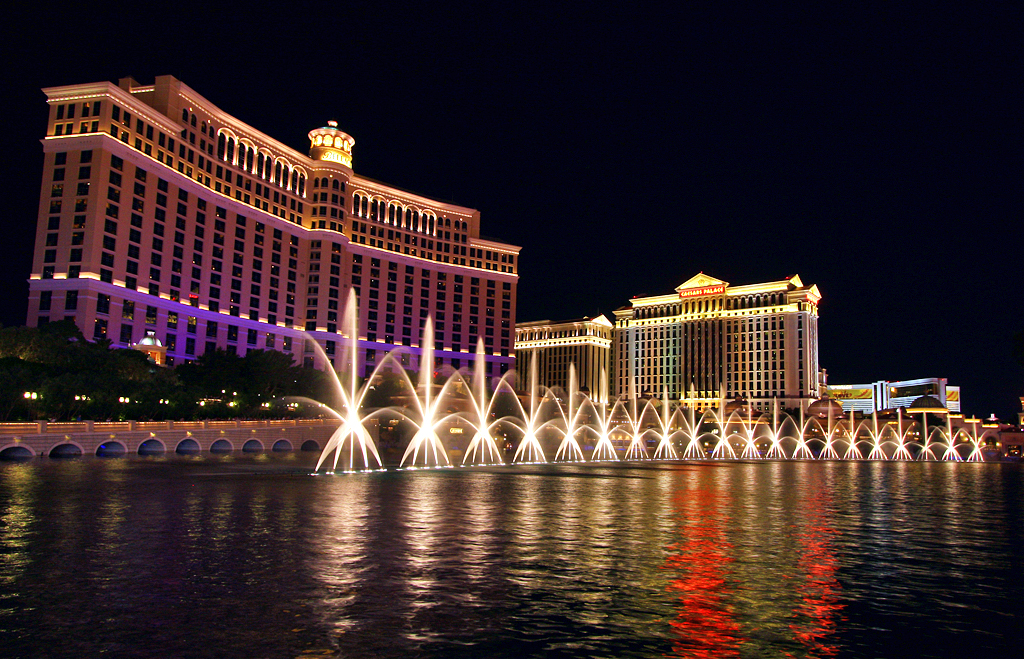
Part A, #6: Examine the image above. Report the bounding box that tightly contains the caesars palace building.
[612,273,821,409]
[27,76,519,377]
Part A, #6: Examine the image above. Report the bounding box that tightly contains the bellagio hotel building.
[27,76,519,377]
[612,273,821,410]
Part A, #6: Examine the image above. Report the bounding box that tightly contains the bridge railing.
[0,418,338,436]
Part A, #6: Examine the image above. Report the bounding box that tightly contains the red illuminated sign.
[678,285,725,298]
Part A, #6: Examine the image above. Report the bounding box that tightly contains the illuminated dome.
[908,395,948,414]
[133,331,166,366]
[135,333,163,348]
[807,396,844,418]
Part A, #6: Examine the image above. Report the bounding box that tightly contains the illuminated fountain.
[735,406,763,460]
[679,406,707,460]
[308,305,988,472]
[957,417,987,462]
[589,368,620,462]
[892,409,914,460]
[460,341,508,466]
[709,402,737,460]
[764,400,789,460]
[398,317,454,469]
[650,388,679,460]
[511,357,547,463]
[553,365,588,462]
[792,407,815,460]
[865,410,890,461]
[819,404,843,461]
[314,290,384,473]
[843,417,864,460]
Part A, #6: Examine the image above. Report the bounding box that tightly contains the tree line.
[0,321,336,421]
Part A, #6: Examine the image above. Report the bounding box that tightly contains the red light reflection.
[662,480,740,658]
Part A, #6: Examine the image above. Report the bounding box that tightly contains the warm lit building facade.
[828,377,961,413]
[28,76,519,377]
[612,273,821,409]
[514,315,612,398]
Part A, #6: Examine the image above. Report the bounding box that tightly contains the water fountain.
[589,367,621,462]
[651,387,679,460]
[308,299,989,472]
[460,340,507,466]
[511,357,547,463]
[553,365,588,462]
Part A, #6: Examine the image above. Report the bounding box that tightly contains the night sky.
[2,5,1020,418]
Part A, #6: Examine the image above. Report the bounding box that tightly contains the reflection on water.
[0,457,1022,658]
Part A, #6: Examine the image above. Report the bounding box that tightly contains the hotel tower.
[28,76,519,377]
[613,273,821,410]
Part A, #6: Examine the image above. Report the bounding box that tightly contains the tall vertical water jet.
[964,417,986,462]
[462,339,506,465]
[315,289,384,472]
[764,399,788,459]
[738,407,762,459]
[843,416,864,460]
[941,415,964,461]
[512,355,547,463]
[554,364,587,462]
[819,405,842,460]
[710,404,736,459]
[866,410,888,460]
[652,387,678,459]
[892,409,914,460]
[592,365,622,461]
[792,406,815,460]
[400,317,452,468]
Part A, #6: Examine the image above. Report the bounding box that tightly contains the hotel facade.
[828,377,961,413]
[28,76,519,377]
[613,273,821,409]
[514,315,613,398]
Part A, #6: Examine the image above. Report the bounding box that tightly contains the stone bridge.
[0,419,343,459]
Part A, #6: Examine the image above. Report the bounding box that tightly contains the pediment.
[675,273,728,292]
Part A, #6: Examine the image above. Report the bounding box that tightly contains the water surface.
[1,456,1021,658]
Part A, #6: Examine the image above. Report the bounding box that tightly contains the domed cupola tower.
[308,120,355,172]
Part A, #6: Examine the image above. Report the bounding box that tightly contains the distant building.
[514,315,612,398]
[612,273,821,409]
[828,377,960,413]
[27,75,519,377]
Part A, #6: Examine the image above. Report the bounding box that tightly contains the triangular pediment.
[588,314,613,327]
[676,273,728,292]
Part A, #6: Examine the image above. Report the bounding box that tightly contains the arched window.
[274,162,282,186]
[182,109,189,122]
[297,175,305,197]
[226,138,235,164]
[237,144,247,170]
[246,148,254,172]
[370,199,380,221]
[352,194,363,217]
[290,169,298,192]
[217,133,226,160]
[332,179,340,190]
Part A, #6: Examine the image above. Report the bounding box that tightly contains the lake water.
[1,456,1021,658]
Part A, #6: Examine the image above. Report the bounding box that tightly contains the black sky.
[2,4,1020,417]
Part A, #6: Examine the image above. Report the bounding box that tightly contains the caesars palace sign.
[678,285,726,299]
